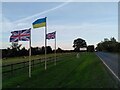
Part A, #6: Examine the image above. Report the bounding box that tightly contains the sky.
[1,2,118,50]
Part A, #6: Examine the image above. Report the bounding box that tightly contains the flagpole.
[54,31,56,65]
[29,28,31,78]
[45,17,47,70]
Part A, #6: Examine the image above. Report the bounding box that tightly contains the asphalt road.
[96,52,120,80]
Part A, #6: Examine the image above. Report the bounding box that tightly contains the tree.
[9,42,22,57]
[11,42,22,51]
[56,47,63,53]
[96,37,119,52]
[40,46,53,54]
[19,47,28,56]
[47,46,52,54]
[87,45,94,52]
[41,46,45,54]
[73,38,87,52]
[110,37,116,42]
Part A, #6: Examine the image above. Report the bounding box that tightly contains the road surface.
[96,52,120,81]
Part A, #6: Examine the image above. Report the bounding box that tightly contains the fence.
[2,56,61,74]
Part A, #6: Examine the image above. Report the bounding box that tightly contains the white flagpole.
[45,17,47,70]
[29,28,31,78]
[54,31,56,65]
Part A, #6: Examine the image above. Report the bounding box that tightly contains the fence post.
[3,56,61,74]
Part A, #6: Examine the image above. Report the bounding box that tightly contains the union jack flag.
[10,28,31,42]
[46,31,56,40]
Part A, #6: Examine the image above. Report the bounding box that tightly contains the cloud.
[1,17,32,49]
[1,0,73,49]
[13,0,72,24]
[1,0,72,34]
[1,17,32,33]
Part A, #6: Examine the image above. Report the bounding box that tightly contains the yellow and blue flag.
[32,17,46,28]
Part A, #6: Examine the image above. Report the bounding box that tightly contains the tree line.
[2,42,74,58]
[2,37,93,58]
[2,37,119,58]
[72,37,120,52]
[96,37,120,52]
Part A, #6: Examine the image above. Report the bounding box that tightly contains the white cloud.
[1,17,32,32]
[13,0,72,24]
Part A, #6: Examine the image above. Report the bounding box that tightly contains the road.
[96,52,120,81]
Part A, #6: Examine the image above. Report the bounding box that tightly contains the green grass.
[2,52,117,88]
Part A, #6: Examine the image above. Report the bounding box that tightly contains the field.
[2,53,63,65]
[2,52,117,88]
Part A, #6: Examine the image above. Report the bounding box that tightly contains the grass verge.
[2,52,117,88]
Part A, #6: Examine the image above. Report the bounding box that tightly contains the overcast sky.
[1,2,118,50]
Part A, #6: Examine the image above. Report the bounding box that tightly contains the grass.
[2,52,117,88]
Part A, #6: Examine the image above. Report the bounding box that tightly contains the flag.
[10,28,31,42]
[32,17,46,28]
[46,31,56,40]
